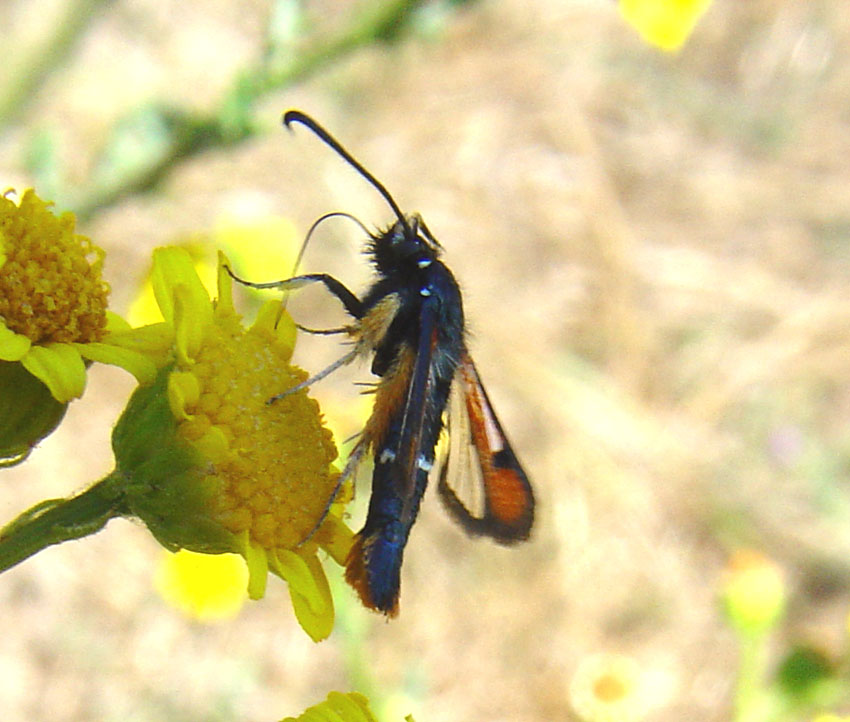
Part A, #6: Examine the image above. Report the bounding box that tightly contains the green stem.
[252,0,424,94]
[71,0,426,221]
[0,473,126,573]
[734,633,768,722]
[0,0,117,128]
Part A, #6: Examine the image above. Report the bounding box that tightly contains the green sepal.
[0,360,68,467]
[112,363,237,554]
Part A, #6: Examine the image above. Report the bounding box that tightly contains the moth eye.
[417,258,432,269]
[420,287,432,297]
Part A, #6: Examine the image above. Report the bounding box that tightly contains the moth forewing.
[438,354,534,543]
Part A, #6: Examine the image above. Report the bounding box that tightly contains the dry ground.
[2,1,850,720]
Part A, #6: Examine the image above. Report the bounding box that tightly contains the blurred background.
[2,0,850,720]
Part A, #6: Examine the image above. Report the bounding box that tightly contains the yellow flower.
[155,549,248,622]
[0,189,156,403]
[126,212,300,328]
[720,549,786,637]
[116,246,353,641]
[569,653,657,722]
[281,692,409,722]
[619,0,713,52]
[0,245,353,641]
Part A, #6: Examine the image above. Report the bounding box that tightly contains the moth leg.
[268,347,359,403]
[225,265,364,319]
[296,322,350,336]
[296,439,369,546]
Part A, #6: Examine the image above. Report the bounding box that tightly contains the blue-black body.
[231,110,535,617]
[344,224,465,615]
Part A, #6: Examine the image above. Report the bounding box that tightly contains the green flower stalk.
[0,247,354,641]
[720,550,787,722]
[0,189,157,463]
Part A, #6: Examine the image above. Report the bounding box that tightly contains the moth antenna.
[283,110,413,238]
[292,211,371,277]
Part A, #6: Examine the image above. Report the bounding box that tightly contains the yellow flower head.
[0,189,108,346]
[115,246,352,641]
[720,549,786,638]
[0,189,156,463]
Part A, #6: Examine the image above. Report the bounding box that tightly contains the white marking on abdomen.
[416,455,434,472]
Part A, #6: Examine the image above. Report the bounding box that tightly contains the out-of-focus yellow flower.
[569,653,659,722]
[619,0,712,52]
[126,213,300,328]
[280,691,413,722]
[720,549,786,637]
[155,549,248,622]
[213,212,301,282]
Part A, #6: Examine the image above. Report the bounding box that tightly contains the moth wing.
[438,354,534,543]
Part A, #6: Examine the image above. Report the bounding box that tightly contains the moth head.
[371,213,443,276]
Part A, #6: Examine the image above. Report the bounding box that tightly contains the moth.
[231,110,534,616]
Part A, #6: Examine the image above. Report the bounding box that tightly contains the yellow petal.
[315,514,355,567]
[0,322,32,361]
[104,311,132,334]
[215,251,236,318]
[151,247,212,329]
[76,342,157,385]
[20,343,86,402]
[241,534,269,600]
[106,322,173,354]
[172,283,208,365]
[271,549,334,642]
[252,299,297,361]
[167,370,201,420]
